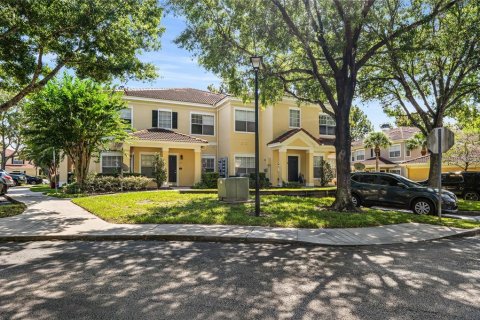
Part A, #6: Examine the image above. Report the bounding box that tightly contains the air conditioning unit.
[218,177,249,203]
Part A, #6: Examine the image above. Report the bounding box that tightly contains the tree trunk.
[74,150,91,191]
[375,149,380,172]
[331,89,356,211]
[427,153,441,187]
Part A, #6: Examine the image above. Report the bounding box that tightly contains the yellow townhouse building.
[58,88,337,187]
[350,126,480,181]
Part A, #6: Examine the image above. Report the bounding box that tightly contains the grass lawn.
[0,202,26,218]
[29,185,86,198]
[72,191,480,229]
[458,199,480,212]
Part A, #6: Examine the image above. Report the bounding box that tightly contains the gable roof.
[267,128,335,146]
[123,88,227,106]
[130,128,208,144]
[358,156,397,166]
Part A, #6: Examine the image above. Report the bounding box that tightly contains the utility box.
[218,177,249,203]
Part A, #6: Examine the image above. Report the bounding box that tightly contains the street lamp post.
[250,56,262,216]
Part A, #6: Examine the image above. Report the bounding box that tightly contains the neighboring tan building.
[58,88,337,186]
[351,126,480,181]
[3,148,37,176]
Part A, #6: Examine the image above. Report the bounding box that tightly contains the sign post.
[427,127,455,219]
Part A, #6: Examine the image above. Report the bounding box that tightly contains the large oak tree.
[0,0,163,112]
[362,0,480,186]
[169,0,458,210]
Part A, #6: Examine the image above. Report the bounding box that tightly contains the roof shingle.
[352,127,420,147]
[131,128,208,144]
[124,88,227,106]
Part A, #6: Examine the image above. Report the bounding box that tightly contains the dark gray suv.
[351,172,458,215]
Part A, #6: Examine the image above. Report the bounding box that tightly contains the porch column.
[279,148,287,187]
[305,150,314,187]
[194,149,202,184]
[162,148,169,187]
[122,145,131,173]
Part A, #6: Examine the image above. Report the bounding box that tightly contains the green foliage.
[249,172,271,189]
[350,106,373,141]
[64,174,151,194]
[192,172,220,189]
[364,132,392,150]
[318,159,334,187]
[405,132,427,153]
[0,0,163,111]
[444,128,480,171]
[353,162,366,172]
[22,75,129,189]
[152,154,167,189]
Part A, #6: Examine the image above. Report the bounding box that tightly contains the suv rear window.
[357,175,376,184]
[377,176,400,187]
[444,174,463,183]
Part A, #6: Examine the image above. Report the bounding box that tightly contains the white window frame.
[389,144,401,158]
[158,108,173,129]
[319,114,336,136]
[313,155,323,179]
[139,152,157,178]
[190,111,215,136]
[289,107,301,128]
[201,155,216,173]
[389,169,402,175]
[356,150,365,161]
[234,107,255,134]
[234,154,256,176]
[120,106,133,128]
[100,151,123,174]
[11,157,25,165]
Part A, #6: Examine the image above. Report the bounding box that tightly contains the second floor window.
[120,108,132,126]
[158,110,172,129]
[289,109,300,128]
[12,157,24,165]
[389,144,401,158]
[319,114,336,135]
[191,114,214,135]
[235,109,255,132]
[356,150,365,161]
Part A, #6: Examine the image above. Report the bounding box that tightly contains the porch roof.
[357,157,397,166]
[130,128,208,144]
[267,128,335,147]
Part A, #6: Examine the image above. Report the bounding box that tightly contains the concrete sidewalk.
[1,187,478,245]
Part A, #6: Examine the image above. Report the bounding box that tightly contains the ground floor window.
[389,169,401,175]
[202,156,215,173]
[141,154,155,178]
[235,156,255,176]
[313,156,323,179]
[101,152,123,174]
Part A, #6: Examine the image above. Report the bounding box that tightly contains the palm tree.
[364,132,392,172]
[406,132,428,156]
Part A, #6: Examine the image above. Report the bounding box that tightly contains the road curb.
[1,228,479,246]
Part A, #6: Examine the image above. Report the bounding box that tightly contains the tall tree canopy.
[361,0,480,186]
[22,75,128,189]
[350,106,373,141]
[169,0,457,210]
[0,0,163,111]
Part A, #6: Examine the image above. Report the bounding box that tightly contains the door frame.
[287,154,301,182]
[168,153,179,186]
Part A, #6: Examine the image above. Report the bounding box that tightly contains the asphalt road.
[1,238,479,320]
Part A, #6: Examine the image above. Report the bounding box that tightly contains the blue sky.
[124,13,391,129]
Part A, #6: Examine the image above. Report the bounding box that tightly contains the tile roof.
[130,128,208,144]
[123,88,228,106]
[358,157,397,166]
[352,127,420,147]
[267,128,335,146]
[401,154,431,164]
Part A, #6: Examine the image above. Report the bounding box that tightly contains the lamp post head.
[250,56,262,70]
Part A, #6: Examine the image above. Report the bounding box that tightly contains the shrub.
[318,159,334,186]
[282,181,303,188]
[152,154,167,189]
[249,172,271,189]
[63,173,150,194]
[192,172,219,189]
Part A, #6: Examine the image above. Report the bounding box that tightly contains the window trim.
[201,155,216,173]
[138,152,157,178]
[100,151,123,174]
[234,154,256,176]
[389,144,401,159]
[319,113,336,136]
[120,106,133,128]
[190,111,215,136]
[355,149,365,161]
[313,155,324,179]
[157,108,173,129]
[11,157,25,165]
[234,107,255,134]
[289,107,301,128]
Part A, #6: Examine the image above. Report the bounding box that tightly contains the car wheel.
[412,198,434,215]
[464,192,479,201]
[352,194,361,207]
[31,180,37,185]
